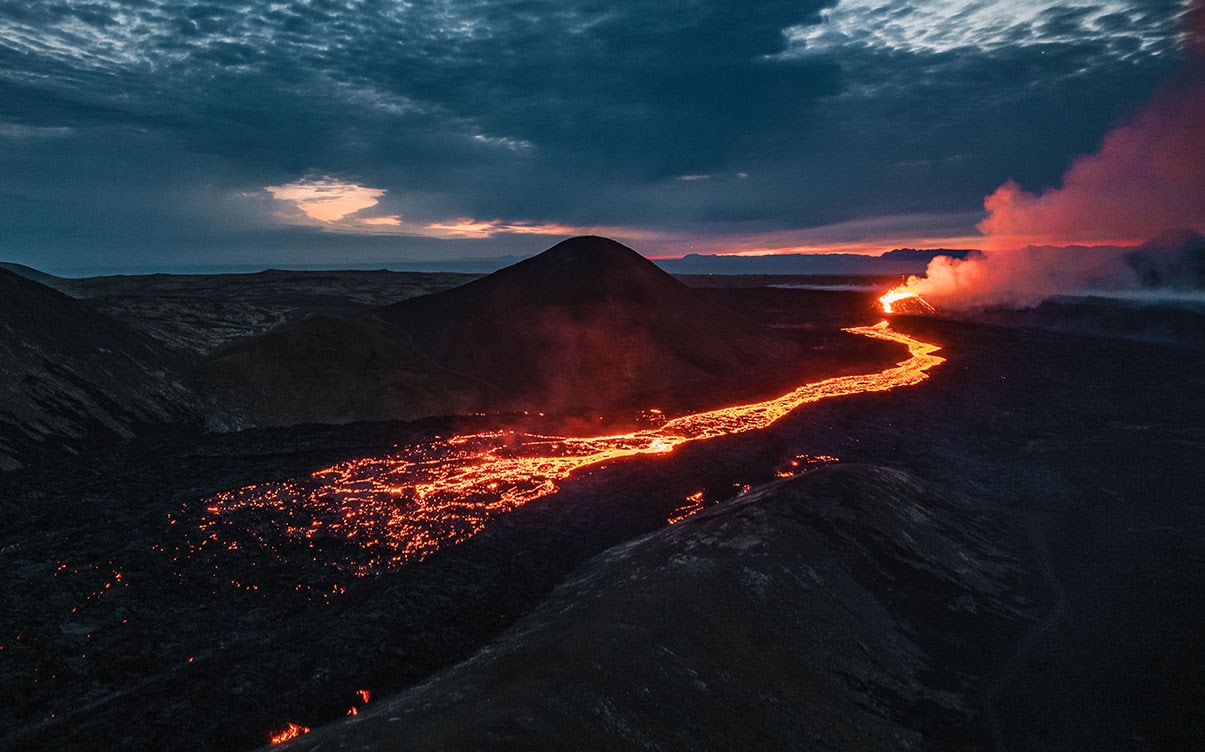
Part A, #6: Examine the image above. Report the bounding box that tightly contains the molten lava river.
[179,322,943,583]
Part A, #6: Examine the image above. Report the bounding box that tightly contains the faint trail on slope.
[981,516,1069,751]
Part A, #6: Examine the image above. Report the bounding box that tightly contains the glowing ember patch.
[182,324,944,584]
[345,688,372,716]
[879,289,936,315]
[269,722,310,744]
[668,491,707,524]
[774,453,839,478]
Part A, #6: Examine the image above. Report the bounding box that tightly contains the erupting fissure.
[879,289,936,315]
[180,323,944,581]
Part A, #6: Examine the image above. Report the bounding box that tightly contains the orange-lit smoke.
[977,85,1205,249]
[892,244,1144,309]
[978,0,1204,248]
[892,0,1205,310]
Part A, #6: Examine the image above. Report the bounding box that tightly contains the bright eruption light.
[879,289,936,315]
[181,323,944,581]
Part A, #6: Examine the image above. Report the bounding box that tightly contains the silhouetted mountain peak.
[522,235,653,273]
[445,235,680,307]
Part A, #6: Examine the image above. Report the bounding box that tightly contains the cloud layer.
[0,0,1195,269]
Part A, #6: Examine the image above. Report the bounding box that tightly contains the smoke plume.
[901,233,1203,309]
[898,0,1205,309]
[976,85,1205,249]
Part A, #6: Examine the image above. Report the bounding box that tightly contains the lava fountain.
[879,289,936,315]
[181,323,944,582]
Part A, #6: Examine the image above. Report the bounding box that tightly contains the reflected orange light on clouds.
[712,235,988,257]
[184,323,943,582]
[359,216,403,227]
[265,177,387,223]
[422,219,639,240]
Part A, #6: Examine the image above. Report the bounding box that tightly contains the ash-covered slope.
[281,465,1027,752]
[0,268,197,470]
[205,237,811,427]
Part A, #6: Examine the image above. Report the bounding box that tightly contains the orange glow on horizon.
[182,323,944,583]
[709,236,986,257]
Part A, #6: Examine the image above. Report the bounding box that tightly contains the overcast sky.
[0,0,1197,272]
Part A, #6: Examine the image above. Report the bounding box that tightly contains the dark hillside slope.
[373,236,797,409]
[280,465,1027,751]
[0,268,197,469]
[205,237,835,427]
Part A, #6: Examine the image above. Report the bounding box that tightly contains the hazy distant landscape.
[1,237,1202,751]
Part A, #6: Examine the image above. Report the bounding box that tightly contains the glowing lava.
[879,289,935,315]
[184,323,943,580]
[269,722,310,745]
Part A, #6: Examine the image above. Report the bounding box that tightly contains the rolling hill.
[0,267,198,469]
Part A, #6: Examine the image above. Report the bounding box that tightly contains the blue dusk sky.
[1,0,1202,272]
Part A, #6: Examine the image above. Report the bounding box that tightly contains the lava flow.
[183,323,943,581]
[269,722,310,745]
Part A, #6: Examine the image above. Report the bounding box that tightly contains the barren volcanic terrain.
[203,237,899,427]
[1,242,1202,751]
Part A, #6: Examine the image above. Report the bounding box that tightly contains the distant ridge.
[204,237,822,427]
[656,248,977,276]
[0,261,63,286]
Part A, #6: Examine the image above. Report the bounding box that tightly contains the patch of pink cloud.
[359,216,403,227]
[422,219,648,240]
[265,177,387,223]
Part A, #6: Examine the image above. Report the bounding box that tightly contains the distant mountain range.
[654,248,977,276]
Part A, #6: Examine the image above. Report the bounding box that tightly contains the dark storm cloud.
[0,0,1194,269]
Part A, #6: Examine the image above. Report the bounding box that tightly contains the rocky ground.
[0,273,1202,751]
[26,266,478,355]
